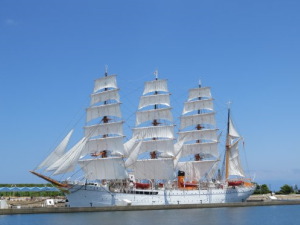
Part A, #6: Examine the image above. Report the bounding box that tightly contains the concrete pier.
[1,200,300,215]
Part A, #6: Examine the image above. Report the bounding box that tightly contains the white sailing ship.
[31,70,256,207]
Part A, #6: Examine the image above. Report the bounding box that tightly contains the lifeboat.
[181,182,198,188]
[135,182,150,189]
[228,180,244,186]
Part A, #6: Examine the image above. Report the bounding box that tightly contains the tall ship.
[31,70,256,207]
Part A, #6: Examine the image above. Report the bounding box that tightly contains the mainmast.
[127,70,175,181]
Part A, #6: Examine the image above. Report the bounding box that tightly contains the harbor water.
[1,205,300,225]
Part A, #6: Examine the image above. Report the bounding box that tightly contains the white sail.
[136,108,173,126]
[180,112,216,130]
[79,157,127,180]
[132,125,175,139]
[177,160,218,181]
[130,158,175,180]
[138,139,175,156]
[124,140,144,167]
[180,142,219,158]
[84,121,124,138]
[143,79,168,95]
[86,103,121,122]
[206,160,220,180]
[93,74,117,92]
[229,117,240,139]
[183,99,213,115]
[228,139,245,177]
[188,87,211,101]
[173,138,186,167]
[50,138,87,175]
[138,94,170,109]
[36,130,73,170]
[124,137,138,156]
[178,129,218,143]
[83,136,125,156]
[90,89,120,105]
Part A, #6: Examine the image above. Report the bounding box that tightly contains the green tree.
[260,184,271,194]
[253,183,271,194]
[279,184,294,194]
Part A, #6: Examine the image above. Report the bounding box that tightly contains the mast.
[225,104,231,180]
[127,71,175,181]
[176,82,219,182]
[79,67,127,180]
[151,69,159,158]
[224,103,245,180]
[195,80,202,160]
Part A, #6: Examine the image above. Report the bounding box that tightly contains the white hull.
[66,183,255,207]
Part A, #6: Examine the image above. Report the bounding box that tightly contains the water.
[1,205,300,225]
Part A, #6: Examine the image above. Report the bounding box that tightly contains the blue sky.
[1,0,299,191]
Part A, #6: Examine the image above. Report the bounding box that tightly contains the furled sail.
[36,129,73,170]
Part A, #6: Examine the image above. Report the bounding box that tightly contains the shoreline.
[1,199,300,215]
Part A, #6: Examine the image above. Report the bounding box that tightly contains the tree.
[279,184,294,194]
[253,183,271,194]
[260,184,271,194]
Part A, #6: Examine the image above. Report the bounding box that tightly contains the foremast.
[31,69,127,185]
[78,68,127,181]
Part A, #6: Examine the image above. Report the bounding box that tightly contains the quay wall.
[1,200,300,215]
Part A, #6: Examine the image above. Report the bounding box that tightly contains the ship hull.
[65,184,255,207]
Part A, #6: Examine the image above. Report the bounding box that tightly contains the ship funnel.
[178,170,185,188]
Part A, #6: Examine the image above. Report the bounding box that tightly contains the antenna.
[105,65,108,77]
[154,69,158,80]
[226,101,232,109]
[198,79,202,88]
